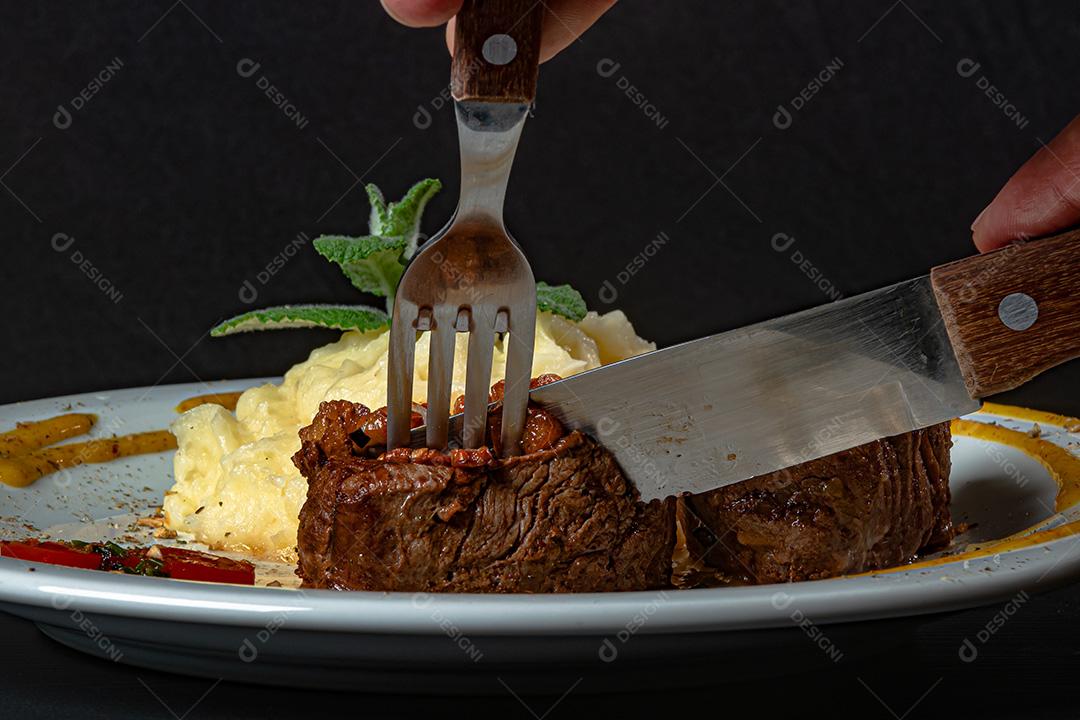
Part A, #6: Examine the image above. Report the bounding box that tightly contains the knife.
[411,227,1080,502]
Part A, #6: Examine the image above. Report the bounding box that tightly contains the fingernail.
[971,204,990,231]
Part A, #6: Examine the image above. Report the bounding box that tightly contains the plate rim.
[2,536,1077,636]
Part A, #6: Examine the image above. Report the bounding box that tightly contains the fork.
[386,0,545,456]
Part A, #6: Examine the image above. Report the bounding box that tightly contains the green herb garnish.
[103,541,127,557]
[129,557,167,577]
[211,304,389,337]
[212,178,587,337]
[312,235,409,303]
[366,178,441,255]
[536,282,587,323]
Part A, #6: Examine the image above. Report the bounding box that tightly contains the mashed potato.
[164,311,654,560]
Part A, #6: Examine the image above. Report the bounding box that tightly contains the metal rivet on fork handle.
[482,34,517,65]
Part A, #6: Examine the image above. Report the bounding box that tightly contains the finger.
[445,0,618,63]
[537,0,618,62]
[381,0,462,28]
[972,113,1080,252]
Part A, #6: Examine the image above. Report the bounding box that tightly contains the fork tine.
[425,305,458,449]
[463,307,496,448]
[386,301,418,450]
[499,301,536,457]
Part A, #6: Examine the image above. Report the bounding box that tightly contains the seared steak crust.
[295,400,675,592]
[679,423,954,584]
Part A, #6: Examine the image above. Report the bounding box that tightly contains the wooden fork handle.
[451,0,544,104]
[930,226,1080,397]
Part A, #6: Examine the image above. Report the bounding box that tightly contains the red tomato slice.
[116,548,148,571]
[0,540,102,570]
[156,546,255,585]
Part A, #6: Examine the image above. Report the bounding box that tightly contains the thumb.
[380,0,462,27]
[972,113,1080,252]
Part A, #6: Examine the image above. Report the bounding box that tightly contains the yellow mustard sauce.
[0,413,97,457]
[0,414,176,488]
[871,407,1080,575]
[954,417,1080,511]
[980,401,1080,433]
[174,391,243,413]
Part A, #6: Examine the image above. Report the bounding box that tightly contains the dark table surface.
[3,1,1080,717]
[3,573,1080,719]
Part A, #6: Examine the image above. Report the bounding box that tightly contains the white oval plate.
[1,381,1078,693]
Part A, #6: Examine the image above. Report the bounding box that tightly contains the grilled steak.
[679,423,954,584]
[293,394,676,593]
[292,371,954,592]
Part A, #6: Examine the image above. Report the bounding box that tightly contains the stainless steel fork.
[386,0,544,455]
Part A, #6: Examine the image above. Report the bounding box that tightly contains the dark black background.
[1,1,1079,717]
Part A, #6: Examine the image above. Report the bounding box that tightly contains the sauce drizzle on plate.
[0,413,97,457]
[0,391,246,488]
[0,417,175,488]
[174,392,243,414]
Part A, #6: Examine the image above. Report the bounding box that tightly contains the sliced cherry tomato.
[0,539,254,584]
[114,547,150,572]
[155,546,255,585]
[0,540,102,570]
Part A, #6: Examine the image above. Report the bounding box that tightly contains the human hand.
[380,0,617,63]
[972,113,1080,252]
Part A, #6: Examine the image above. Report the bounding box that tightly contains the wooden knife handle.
[451,0,543,104]
[930,227,1080,397]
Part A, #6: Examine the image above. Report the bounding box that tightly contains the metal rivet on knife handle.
[998,292,1038,331]
[930,226,1080,397]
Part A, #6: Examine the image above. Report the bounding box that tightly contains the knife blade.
[409,228,1080,502]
